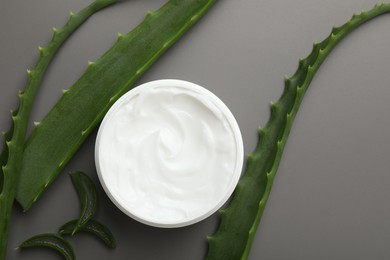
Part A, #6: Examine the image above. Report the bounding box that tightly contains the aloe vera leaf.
[0,143,5,191]
[69,171,98,234]
[206,3,390,260]
[0,0,117,258]
[60,219,116,249]
[0,122,14,193]
[16,0,216,211]
[19,233,75,260]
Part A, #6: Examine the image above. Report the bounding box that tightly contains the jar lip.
[95,79,244,228]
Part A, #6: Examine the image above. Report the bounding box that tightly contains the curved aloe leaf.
[0,0,117,258]
[69,171,98,234]
[60,219,116,249]
[206,3,390,260]
[19,233,75,260]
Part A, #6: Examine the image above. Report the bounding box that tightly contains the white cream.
[95,80,243,227]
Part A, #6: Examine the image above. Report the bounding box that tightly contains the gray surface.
[1,0,390,259]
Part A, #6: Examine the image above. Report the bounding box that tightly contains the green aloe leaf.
[206,3,390,260]
[16,0,216,212]
[0,0,117,258]
[60,219,116,249]
[19,233,75,260]
[69,171,98,234]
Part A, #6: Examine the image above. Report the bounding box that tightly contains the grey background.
[1,0,390,259]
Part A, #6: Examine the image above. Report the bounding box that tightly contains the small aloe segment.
[69,171,98,234]
[59,219,116,249]
[0,122,14,193]
[19,233,75,260]
[206,3,390,260]
[0,0,117,259]
[16,0,216,211]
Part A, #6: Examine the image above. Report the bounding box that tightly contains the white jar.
[95,79,244,228]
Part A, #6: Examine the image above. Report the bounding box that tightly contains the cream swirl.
[96,80,243,227]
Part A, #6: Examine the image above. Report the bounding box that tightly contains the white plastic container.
[95,79,244,228]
